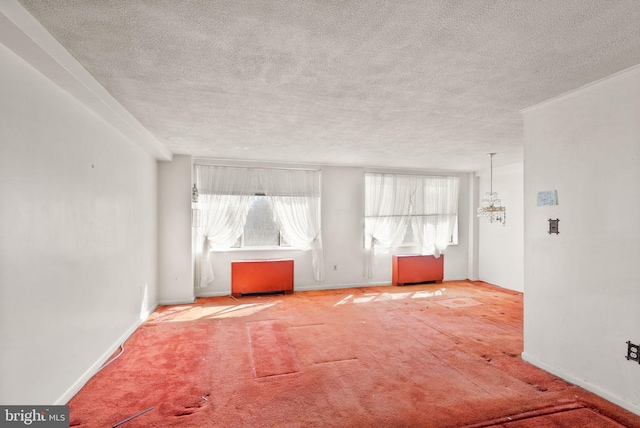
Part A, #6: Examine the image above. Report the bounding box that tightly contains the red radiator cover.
[231,259,294,297]
[392,254,444,286]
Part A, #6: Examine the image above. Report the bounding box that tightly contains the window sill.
[209,246,302,253]
[397,243,458,248]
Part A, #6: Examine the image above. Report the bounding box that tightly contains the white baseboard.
[196,280,459,298]
[140,304,158,322]
[196,282,391,298]
[54,304,157,405]
[295,281,390,291]
[195,291,232,298]
[196,283,392,298]
[444,276,469,281]
[521,351,640,416]
[158,298,196,306]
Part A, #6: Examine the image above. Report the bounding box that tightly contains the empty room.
[1,1,640,427]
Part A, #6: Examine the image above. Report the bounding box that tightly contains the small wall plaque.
[548,219,559,234]
[537,190,558,206]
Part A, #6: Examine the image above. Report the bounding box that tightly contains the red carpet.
[247,320,299,378]
[463,404,626,427]
[68,322,214,426]
[67,281,640,427]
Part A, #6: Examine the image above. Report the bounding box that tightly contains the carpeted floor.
[67,281,640,427]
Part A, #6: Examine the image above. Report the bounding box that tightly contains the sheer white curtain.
[364,174,414,277]
[194,165,324,288]
[194,165,256,288]
[261,169,325,281]
[364,173,460,277]
[411,176,460,258]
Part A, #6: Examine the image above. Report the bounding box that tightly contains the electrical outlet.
[626,341,639,363]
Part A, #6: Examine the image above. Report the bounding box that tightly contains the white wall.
[477,163,524,292]
[157,155,195,304]
[0,43,158,404]
[522,66,640,415]
[161,161,471,297]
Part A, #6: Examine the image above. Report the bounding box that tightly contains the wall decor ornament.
[537,190,558,206]
[192,183,199,203]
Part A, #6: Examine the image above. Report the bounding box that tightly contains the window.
[194,164,325,286]
[364,173,459,277]
[231,195,290,248]
[400,217,458,246]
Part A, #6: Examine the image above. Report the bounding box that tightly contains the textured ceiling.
[17,0,640,171]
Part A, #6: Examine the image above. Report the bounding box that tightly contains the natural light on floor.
[151,302,279,322]
[334,289,445,306]
[149,288,447,322]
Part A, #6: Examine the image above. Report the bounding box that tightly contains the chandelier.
[477,153,506,225]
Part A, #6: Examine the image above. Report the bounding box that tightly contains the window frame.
[364,172,460,249]
[397,217,459,247]
[214,193,295,252]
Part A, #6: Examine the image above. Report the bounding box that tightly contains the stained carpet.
[247,320,299,378]
[463,404,627,427]
[66,281,640,427]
